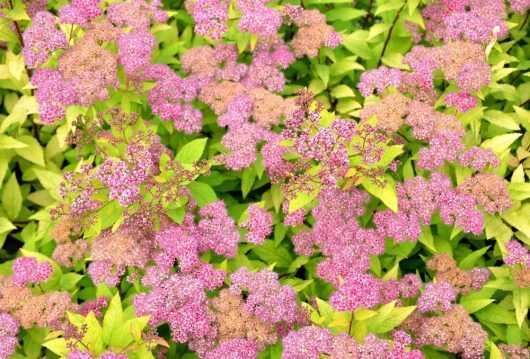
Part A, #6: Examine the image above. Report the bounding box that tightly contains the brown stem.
[7,0,33,79]
[362,0,374,29]
[348,310,355,335]
[521,97,530,108]
[378,0,408,67]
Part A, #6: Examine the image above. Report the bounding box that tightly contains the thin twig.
[378,0,408,67]
[362,0,374,29]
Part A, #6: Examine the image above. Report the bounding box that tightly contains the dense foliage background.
[1,0,530,358]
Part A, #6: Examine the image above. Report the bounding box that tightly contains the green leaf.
[15,136,45,166]
[458,246,490,270]
[475,304,517,325]
[83,311,104,354]
[104,293,125,346]
[2,173,22,220]
[460,299,495,314]
[42,338,68,357]
[0,134,29,149]
[326,8,366,21]
[176,138,208,164]
[241,166,256,199]
[122,316,150,342]
[0,217,16,235]
[362,175,398,212]
[187,181,217,207]
[33,168,63,200]
[59,273,84,291]
[368,305,416,334]
[512,288,529,328]
[481,133,521,155]
[252,240,292,268]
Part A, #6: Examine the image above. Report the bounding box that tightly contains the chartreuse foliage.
[0,0,529,358]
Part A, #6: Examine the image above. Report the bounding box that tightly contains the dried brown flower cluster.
[0,276,77,330]
[57,21,119,106]
[427,253,489,295]
[401,305,488,359]
[457,173,513,214]
[51,217,88,267]
[210,289,278,348]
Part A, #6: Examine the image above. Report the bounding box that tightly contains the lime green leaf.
[0,217,16,235]
[2,173,22,220]
[362,175,398,212]
[176,138,208,164]
[104,293,125,346]
[15,136,45,166]
[0,134,29,149]
[512,288,529,328]
[187,181,217,207]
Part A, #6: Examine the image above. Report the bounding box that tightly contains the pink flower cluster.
[229,268,301,324]
[422,0,508,44]
[134,273,215,343]
[11,257,53,287]
[505,240,530,267]
[417,282,456,313]
[0,312,19,359]
[510,0,530,13]
[59,0,101,26]
[241,205,273,245]
[22,11,67,68]
[375,173,485,240]
[282,326,424,359]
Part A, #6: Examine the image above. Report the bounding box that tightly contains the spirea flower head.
[59,0,102,26]
[0,312,19,359]
[504,240,530,267]
[237,0,282,36]
[418,281,456,313]
[241,205,273,245]
[458,147,500,171]
[22,11,68,68]
[134,274,214,343]
[148,67,206,133]
[230,268,301,324]
[358,67,404,97]
[402,304,487,358]
[187,0,229,40]
[329,271,381,311]
[87,260,124,287]
[117,31,156,75]
[281,326,333,359]
[509,0,530,13]
[196,200,241,257]
[67,350,94,359]
[457,173,512,214]
[31,69,77,124]
[11,257,53,287]
[422,0,507,44]
[108,0,168,31]
[204,339,260,359]
[445,92,478,112]
[290,10,341,58]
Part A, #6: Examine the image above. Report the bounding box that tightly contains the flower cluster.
[421,0,508,44]
[11,257,53,287]
[0,312,19,359]
[427,253,490,294]
[282,326,423,359]
[401,305,488,359]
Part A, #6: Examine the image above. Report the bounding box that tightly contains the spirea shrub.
[0,0,530,358]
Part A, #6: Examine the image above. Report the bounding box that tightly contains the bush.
[0,0,529,358]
